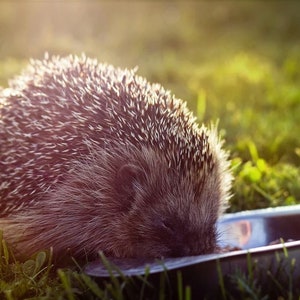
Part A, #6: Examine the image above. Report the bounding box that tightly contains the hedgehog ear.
[116,164,145,205]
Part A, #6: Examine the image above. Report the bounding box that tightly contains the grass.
[0,1,300,299]
[0,234,191,300]
[217,245,300,300]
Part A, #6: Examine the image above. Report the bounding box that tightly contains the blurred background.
[0,1,299,211]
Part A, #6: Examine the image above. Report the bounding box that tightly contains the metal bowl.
[85,205,300,297]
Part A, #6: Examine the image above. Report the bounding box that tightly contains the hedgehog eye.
[161,218,174,233]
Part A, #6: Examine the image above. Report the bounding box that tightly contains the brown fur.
[1,144,226,259]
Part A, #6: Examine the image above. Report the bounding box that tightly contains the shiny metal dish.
[85,205,300,296]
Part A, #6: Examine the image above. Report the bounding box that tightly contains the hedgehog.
[0,54,232,260]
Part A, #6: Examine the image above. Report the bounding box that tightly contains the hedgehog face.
[112,147,222,258]
[123,195,219,258]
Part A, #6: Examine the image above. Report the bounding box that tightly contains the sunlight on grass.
[217,53,272,85]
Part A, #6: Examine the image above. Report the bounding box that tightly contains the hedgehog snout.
[147,214,215,257]
[165,229,216,257]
